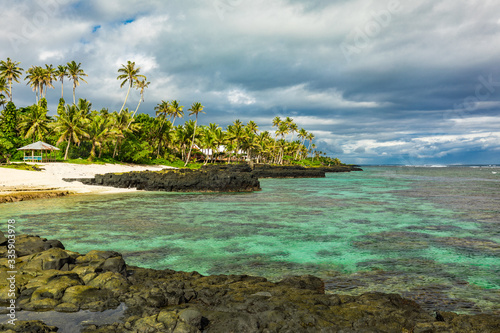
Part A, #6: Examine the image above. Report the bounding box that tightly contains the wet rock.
[5,234,500,332]
[29,248,72,271]
[30,273,83,301]
[0,320,58,333]
[61,285,111,306]
[87,271,129,293]
[75,250,126,275]
[14,234,65,257]
[0,231,7,245]
[54,302,80,312]
[278,274,325,293]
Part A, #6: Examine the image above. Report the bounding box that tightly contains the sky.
[1,0,500,165]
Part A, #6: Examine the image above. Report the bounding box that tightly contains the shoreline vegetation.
[0,162,362,203]
[1,58,344,171]
[1,233,499,332]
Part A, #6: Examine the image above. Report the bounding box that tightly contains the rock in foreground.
[1,232,499,332]
[65,164,261,192]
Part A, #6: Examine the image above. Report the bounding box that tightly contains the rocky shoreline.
[0,190,72,204]
[63,164,363,193]
[64,164,261,193]
[252,164,362,178]
[1,232,499,332]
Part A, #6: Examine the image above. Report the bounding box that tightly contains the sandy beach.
[0,162,174,197]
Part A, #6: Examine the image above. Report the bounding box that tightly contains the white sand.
[0,162,176,195]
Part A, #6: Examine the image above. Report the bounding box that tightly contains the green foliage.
[0,163,42,171]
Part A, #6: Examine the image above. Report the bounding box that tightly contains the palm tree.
[55,65,68,99]
[271,116,282,163]
[306,132,315,159]
[0,77,10,105]
[117,61,145,114]
[227,119,247,161]
[168,100,184,127]
[154,100,171,156]
[87,114,111,160]
[67,61,88,104]
[184,102,205,166]
[25,66,43,104]
[111,110,136,158]
[19,104,51,142]
[276,122,289,164]
[246,120,258,135]
[295,128,307,159]
[41,64,56,99]
[52,103,89,160]
[0,58,23,102]
[131,78,150,118]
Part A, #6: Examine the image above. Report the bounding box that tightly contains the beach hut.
[17,141,60,162]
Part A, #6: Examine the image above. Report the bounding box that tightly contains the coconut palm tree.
[66,61,88,104]
[117,61,145,114]
[295,128,308,159]
[132,78,150,118]
[41,64,56,99]
[25,66,43,104]
[184,102,205,166]
[52,103,89,160]
[19,104,51,142]
[227,119,247,161]
[271,116,282,163]
[168,100,184,127]
[276,122,289,164]
[0,77,10,105]
[306,132,315,158]
[154,100,171,156]
[0,58,23,102]
[111,110,137,158]
[86,114,111,160]
[246,120,258,135]
[55,65,68,99]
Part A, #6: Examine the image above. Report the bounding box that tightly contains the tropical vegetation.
[0,58,343,167]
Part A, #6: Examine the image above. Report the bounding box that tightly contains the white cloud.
[227,90,256,105]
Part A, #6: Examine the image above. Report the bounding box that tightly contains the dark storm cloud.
[1,0,499,164]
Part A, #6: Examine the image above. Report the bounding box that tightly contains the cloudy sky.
[2,0,500,165]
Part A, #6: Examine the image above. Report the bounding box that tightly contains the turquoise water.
[1,166,499,314]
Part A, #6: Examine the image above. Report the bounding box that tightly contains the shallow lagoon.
[1,166,499,314]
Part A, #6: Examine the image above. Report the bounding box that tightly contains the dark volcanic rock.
[1,234,499,333]
[317,165,363,172]
[64,164,261,193]
[251,165,326,178]
[251,164,362,178]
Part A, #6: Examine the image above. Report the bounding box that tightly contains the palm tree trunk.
[184,117,198,166]
[89,141,96,161]
[9,79,12,102]
[119,82,132,114]
[132,98,142,118]
[73,83,76,104]
[61,78,64,99]
[64,136,72,160]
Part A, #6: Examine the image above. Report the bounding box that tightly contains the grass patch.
[0,163,43,171]
[63,157,124,165]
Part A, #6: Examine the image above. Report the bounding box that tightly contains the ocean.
[1,166,499,315]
